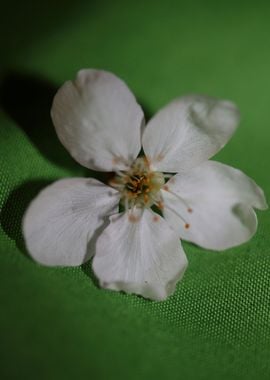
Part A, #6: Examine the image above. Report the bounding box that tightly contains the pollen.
[109,157,165,210]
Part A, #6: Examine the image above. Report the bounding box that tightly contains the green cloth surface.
[1,1,270,379]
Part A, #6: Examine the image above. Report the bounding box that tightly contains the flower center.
[109,157,165,210]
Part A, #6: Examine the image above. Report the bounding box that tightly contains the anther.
[153,215,160,222]
[166,189,192,210]
[165,203,190,228]
[163,185,169,191]
[157,201,164,209]
[128,214,139,223]
[144,194,149,203]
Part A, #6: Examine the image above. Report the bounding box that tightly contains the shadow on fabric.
[0,180,53,258]
[0,71,83,171]
[0,178,104,288]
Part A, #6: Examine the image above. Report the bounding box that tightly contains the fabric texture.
[1,1,270,379]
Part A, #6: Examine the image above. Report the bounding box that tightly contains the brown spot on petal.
[128,214,139,223]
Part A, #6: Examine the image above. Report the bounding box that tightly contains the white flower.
[23,69,268,301]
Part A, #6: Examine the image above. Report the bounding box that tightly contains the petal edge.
[51,69,144,171]
[143,95,240,172]
[23,178,120,266]
[162,161,267,250]
[93,208,188,300]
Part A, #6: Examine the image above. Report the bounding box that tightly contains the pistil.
[109,157,165,210]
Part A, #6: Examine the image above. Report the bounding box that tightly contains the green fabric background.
[1,1,270,379]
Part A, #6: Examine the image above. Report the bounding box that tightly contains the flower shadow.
[0,70,84,172]
[0,178,108,290]
[81,260,100,288]
[0,179,54,258]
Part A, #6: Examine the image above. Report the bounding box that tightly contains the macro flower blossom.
[23,69,267,300]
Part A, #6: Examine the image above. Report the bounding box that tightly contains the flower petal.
[23,178,120,266]
[51,69,144,171]
[92,208,188,300]
[142,95,240,172]
[161,161,267,250]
